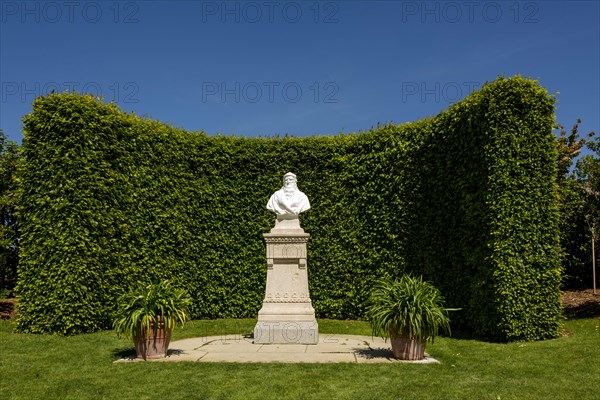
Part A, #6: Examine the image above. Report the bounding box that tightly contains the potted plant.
[113,280,192,360]
[366,275,453,360]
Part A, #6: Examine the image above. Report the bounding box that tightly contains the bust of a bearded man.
[266,172,310,217]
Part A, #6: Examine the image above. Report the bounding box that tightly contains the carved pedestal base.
[254,217,319,344]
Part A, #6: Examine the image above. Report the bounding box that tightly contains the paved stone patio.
[114,334,440,364]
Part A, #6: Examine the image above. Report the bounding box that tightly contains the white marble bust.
[267,172,310,217]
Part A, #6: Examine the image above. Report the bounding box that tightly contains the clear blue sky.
[1,1,599,144]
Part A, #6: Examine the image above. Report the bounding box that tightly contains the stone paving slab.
[114,334,440,364]
[257,344,309,353]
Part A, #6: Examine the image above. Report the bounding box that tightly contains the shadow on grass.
[112,347,188,360]
[563,301,600,319]
[354,347,395,361]
[112,347,135,359]
[447,329,501,343]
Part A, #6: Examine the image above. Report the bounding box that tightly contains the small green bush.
[113,280,192,339]
[367,275,452,343]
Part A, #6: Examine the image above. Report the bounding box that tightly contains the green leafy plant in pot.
[367,275,453,360]
[113,280,192,360]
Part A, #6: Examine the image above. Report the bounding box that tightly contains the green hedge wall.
[16,76,561,340]
[404,77,561,341]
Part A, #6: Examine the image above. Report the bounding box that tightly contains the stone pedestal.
[254,217,318,344]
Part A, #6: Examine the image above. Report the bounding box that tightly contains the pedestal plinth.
[254,217,318,344]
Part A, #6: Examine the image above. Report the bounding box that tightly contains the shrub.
[367,275,452,343]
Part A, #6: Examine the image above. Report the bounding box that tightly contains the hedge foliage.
[0,130,20,295]
[16,76,561,341]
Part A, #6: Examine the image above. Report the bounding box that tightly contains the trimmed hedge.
[404,77,561,341]
[16,76,561,341]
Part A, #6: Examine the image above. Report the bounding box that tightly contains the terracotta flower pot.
[134,318,172,360]
[390,332,426,360]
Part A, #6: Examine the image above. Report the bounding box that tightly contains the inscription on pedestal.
[265,237,308,269]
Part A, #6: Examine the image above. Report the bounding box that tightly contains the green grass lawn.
[1,318,599,400]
